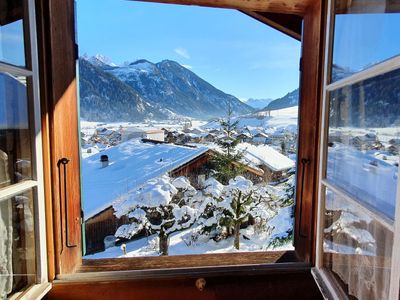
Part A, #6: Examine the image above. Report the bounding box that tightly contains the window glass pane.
[331,0,400,82]
[0,189,36,298]
[0,0,26,67]
[326,68,400,219]
[0,72,32,188]
[323,188,393,300]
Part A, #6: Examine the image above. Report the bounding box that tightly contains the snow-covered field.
[327,142,397,218]
[202,106,298,134]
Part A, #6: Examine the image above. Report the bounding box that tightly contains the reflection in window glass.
[0,0,26,67]
[0,72,32,188]
[0,189,36,299]
[327,68,400,219]
[332,10,400,82]
[323,189,393,300]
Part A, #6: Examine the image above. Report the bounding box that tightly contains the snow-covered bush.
[114,175,198,255]
[198,176,275,250]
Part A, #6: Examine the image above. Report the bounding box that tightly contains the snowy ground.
[82,140,208,219]
[85,205,294,259]
[327,136,399,219]
[81,106,298,258]
[202,106,298,133]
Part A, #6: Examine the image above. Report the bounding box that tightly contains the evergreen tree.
[210,102,244,184]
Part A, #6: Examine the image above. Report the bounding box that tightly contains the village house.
[89,127,122,146]
[252,132,269,144]
[203,132,216,142]
[235,132,252,143]
[82,140,209,254]
[121,127,165,142]
[350,133,383,151]
[238,143,295,183]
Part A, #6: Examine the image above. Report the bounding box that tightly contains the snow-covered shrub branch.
[198,176,275,250]
[114,175,198,255]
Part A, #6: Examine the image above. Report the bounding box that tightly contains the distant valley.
[245,98,274,109]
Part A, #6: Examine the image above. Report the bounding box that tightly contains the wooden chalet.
[82,141,209,254]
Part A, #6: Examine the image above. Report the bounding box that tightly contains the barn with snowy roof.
[237,143,295,183]
[83,139,209,254]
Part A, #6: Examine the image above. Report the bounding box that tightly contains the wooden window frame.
[35,0,325,281]
[0,0,50,298]
[312,0,400,298]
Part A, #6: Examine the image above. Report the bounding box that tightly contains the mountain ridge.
[79,55,253,121]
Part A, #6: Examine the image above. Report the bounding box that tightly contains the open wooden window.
[0,0,50,298]
[313,0,400,299]
[35,0,324,280]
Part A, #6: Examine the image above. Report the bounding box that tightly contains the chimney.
[100,154,109,168]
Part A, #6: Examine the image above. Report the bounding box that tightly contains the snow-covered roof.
[96,127,117,136]
[82,140,208,220]
[238,143,295,172]
[122,127,163,134]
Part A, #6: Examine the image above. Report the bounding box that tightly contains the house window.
[0,0,48,298]
[76,0,302,261]
[314,0,400,299]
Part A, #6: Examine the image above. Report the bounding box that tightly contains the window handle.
[298,158,311,238]
[57,157,77,253]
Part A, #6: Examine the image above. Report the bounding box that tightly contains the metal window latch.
[298,157,311,238]
[57,157,77,254]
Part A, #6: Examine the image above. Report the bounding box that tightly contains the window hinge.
[74,43,79,61]
[299,57,303,72]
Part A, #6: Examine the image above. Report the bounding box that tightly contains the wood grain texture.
[35,0,324,279]
[35,0,56,281]
[293,0,324,264]
[80,251,297,272]
[242,11,302,41]
[40,0,82,275]
[131,0,314,15]
[46,270,322,300]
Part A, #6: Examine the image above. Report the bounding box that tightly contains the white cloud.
[181,64,193,69]
[174,47,190,59]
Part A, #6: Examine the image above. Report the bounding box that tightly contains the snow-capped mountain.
[79,58,172,122]
[331,64,355,82]
[245,98,274,109]
[93,57,253,119]
[82,54,118,68]
[263,88,299,111]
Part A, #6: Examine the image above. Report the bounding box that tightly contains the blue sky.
[333,13,400,73]
[0,20,25,67]
[76,0,301,100]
